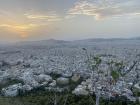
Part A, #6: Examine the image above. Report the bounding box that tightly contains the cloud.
[0,24,38,30]
[0,10,61,38]
[24,13,62,21]
[67,0,140,20]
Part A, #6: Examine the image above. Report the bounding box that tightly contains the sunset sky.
[0,0,140,42]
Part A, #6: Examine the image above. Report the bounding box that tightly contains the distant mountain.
[11,37,140,47]
[130,37,140,40]
[74,38,127,43]
[75,37,140,42]
[15,39,70,47]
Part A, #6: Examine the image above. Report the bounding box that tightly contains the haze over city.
[0,0,140,43]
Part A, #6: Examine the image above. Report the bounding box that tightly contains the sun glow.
[0,23,38,38]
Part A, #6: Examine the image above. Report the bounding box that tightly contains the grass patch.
[0,91,139,105]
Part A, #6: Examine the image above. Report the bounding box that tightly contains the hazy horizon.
[0,0,140,43]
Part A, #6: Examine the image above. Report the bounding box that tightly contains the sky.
[0,0,140,42]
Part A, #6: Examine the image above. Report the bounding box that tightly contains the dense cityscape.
[0,39,140,105]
